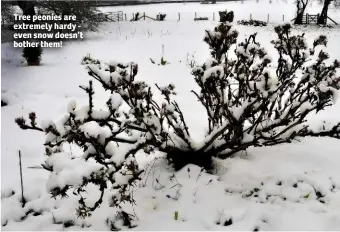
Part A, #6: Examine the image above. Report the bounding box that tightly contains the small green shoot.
[160,57,170,66]
[174,211,179,220]
[303,192,311,199]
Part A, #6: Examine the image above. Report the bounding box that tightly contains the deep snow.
[1,0,340,230]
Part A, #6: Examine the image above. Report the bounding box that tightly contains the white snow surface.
[2,0,340,230]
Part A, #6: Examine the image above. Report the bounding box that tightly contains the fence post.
[267,14,269,23]
[125,14,127,21]
[132,13,135,20]
[282,14,284,22]
[213,12,215,21]
[144,12,146,20]
[195,12,197,19]
[250,13,252,20]
[178,12,180,21]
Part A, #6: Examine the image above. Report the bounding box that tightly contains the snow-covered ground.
[1,1,340,230]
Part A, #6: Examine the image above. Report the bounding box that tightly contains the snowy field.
[2,0,340,231]
[99,0,340,23]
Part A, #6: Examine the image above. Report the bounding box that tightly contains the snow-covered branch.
[192,23,340,158]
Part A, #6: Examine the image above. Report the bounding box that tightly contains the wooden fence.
[105,11,338,25]
[104,11,124,22]
[109,11,290,23]
[301,13,338,25]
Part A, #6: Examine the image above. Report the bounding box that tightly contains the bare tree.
[294,0,309,24]
[317,0,332,24]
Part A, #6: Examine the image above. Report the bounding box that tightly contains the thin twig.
[19,150,26,208]
[27,166,44,169]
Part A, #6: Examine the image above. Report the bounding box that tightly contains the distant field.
[99,0,340,23]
